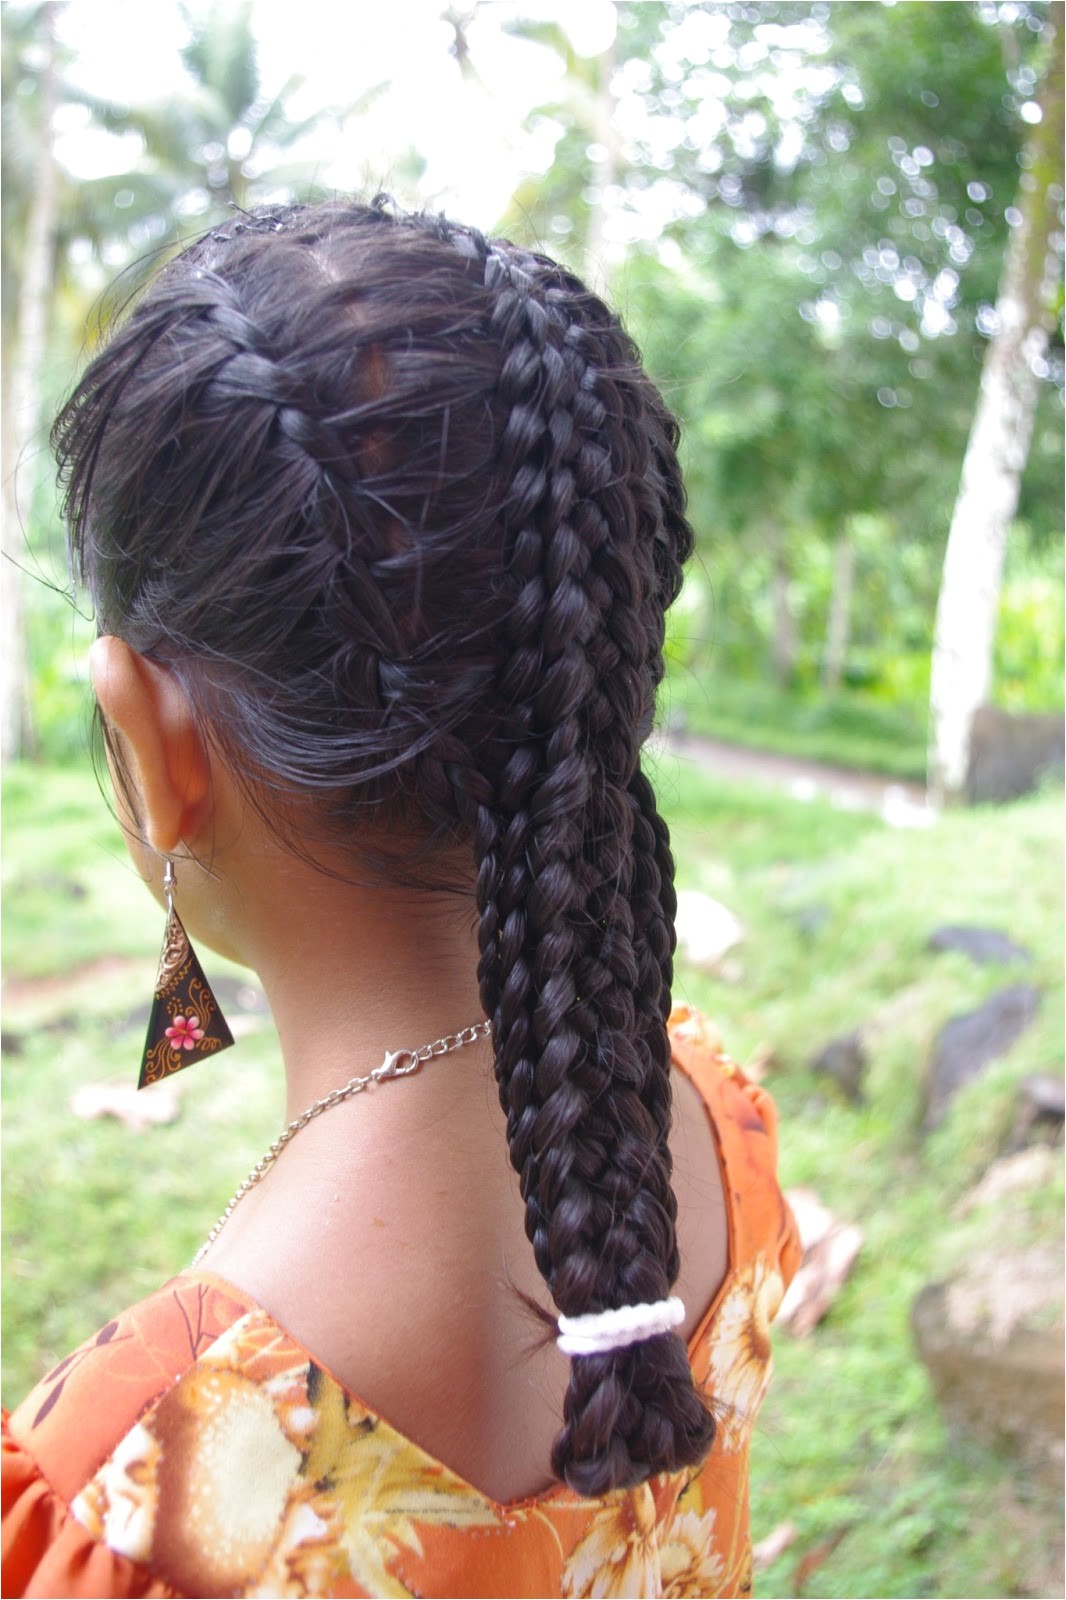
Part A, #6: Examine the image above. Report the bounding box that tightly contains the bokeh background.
[2,4,1063,1596]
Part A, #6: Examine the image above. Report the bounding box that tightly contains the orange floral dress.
[2,1008,800,1599]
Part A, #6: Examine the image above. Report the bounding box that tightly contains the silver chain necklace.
[191,1021,491,1267]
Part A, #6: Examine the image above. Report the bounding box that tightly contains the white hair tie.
[557,1297,685,1356]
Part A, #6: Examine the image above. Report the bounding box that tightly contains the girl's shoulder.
[669,1004,801,1282]
[4,1275,253,1494]
[3,1008,801,1599]
[3,1274,253,1599]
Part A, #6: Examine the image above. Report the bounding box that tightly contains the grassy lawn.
[3,757,1063,1598]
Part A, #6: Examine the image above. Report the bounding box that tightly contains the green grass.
[2,759,1063,1598]
[657,753,1063,1600]
[664,668,932,781]
[2,763,286,1387]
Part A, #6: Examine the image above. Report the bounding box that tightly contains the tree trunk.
[1,2,61,765]
[928,3,1064,806]
[770,531,798,688]
[822,532,855,693]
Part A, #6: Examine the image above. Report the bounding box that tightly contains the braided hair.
[54,198,715,1494]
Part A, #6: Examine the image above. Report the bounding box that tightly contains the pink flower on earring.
[165,1015,204,1051]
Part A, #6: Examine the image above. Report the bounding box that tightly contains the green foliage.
[665,668,930,779]
[23,575,95,764]
[993,526,1066,708]
[665,762,1063,1600]
[6,0,1064,766]
[604,1,1063,709]
[1,763,285,1389]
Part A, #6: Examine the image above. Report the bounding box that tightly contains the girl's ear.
[90,637,213,854]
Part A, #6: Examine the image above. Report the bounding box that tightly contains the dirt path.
[659,731,935,828]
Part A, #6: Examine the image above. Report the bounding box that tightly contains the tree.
[1,0,364,765]
[513,1,1064,708]
[928,2,1064,804]
[1,1,60,762]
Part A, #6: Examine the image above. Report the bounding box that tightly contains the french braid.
[441,234,713,1492]
[55,198,714,1495]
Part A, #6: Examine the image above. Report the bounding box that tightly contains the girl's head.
[54,196,714,1493]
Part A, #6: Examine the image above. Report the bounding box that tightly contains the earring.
[137,861,235,1090]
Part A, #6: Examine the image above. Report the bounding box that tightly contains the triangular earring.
[137,861,235,1090]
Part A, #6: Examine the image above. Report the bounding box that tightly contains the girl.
[2,199,799,1599]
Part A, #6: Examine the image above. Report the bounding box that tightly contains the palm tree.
[1,0,375,764]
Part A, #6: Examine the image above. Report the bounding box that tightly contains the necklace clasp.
[376,1047,420,1080]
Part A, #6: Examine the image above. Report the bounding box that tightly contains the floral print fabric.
[2,1007,800,1598]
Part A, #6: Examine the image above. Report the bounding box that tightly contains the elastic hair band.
[557,1297,685,1356]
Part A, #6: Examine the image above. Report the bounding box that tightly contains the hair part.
[54,196,714,1494]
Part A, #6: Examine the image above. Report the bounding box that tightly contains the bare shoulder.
[670,1064,731,1344]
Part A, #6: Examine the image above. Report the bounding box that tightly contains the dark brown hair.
[53,197,714,1494]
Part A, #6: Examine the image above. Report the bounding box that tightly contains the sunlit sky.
[55,0,620,229]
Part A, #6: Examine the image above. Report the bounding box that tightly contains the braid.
[58,198,714,1497]
[455,238,715,1493]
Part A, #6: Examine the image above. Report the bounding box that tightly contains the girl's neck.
[212,823,485,1121]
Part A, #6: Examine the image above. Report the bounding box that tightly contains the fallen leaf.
[793,1526,851,1594]
[783,1186,837,1250]
[752,1520,797,1570]
[779,1187,864,1336]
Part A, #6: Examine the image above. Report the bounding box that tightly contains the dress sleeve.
[2,1418,180,1598]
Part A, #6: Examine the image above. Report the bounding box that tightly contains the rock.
[966,705,1064,805]
[809,1030,867,1104]
[928,924,1031,966]
[912,1268,1064,1489]
[923,985,1041,1129]
[791,904,830,937]
[954,1145,1061,1219]
[918,1149,1066,1575]
[1004,1072,1066,1153]
[674,890,744,973]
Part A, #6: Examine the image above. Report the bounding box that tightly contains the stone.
[966,705,1064,805]
[928,924,1031,966]
[912,1268,1064,1490]
[954,1146,1061,1218]
[924,985,1041,1129]
[1004,1072,1066,1154]
[809,1030,868,1104]
[791,903,830,937]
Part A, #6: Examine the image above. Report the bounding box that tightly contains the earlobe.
[89,636,212,854]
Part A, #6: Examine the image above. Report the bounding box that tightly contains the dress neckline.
[175,1046,739,1512]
